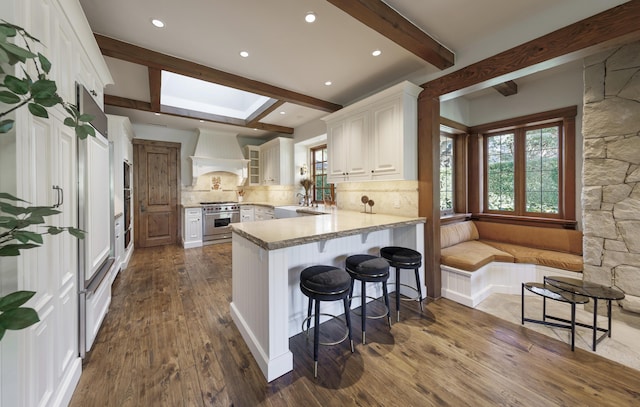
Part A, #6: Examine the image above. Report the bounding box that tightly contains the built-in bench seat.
[440,220,583,307]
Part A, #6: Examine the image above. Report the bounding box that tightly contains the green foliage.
[485,127,560,213]
[0,291,39,340]
[0,193,85,337]
[1,21,90,340]
[440,135,453,211]
[0,20,95,139]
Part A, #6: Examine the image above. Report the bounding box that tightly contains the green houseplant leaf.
[0,290,35,311]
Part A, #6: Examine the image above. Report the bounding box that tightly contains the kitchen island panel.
[231,220,425,382]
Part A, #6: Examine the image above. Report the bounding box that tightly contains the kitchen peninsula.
[230,210,426,381]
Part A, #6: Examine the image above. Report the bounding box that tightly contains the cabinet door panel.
[327,121,348,180]
[347,112,369,179]
[371,100,401,177]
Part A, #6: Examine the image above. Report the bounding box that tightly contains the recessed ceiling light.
[280,111,286,115]
[305,12,316,23]
[325,81,332,86]
[151,19,165,28]
[199,120,204,123]
[154,113,161,116]
[372,49,382,57]
[240,51,249,58]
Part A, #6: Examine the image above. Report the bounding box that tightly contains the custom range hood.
[190,128,249,186]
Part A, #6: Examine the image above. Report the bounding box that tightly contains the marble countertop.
[182,202,279,208]
[231,210,425,250]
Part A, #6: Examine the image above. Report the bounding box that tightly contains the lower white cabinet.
[183,207,203,248]
[254,206,275,221]
[112,215,124,283]
[241,205,255,222]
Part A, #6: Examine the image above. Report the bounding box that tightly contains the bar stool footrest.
[350,295,389,320]
[301,313,350,346]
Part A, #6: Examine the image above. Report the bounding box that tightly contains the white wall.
[466,64,584,127]
[441,98,470,125]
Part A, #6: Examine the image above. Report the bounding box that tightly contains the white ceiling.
[78,0,629,137]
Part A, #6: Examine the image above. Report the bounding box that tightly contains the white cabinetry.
[183,207,203,248]
[108,115,135,270]
[244,145,261,186]
[113,215,123,283]
[241,205,255,222]
[323,81,421,183]
[327,111,370,182]
[260,137,293,185]
[254,206,275,221]
[0,0,113,405]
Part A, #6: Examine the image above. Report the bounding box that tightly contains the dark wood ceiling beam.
[246,99,285,126]
[104,95,294,134]
[95,34,342,113]
[105,94,153,111]
[421,1,640,98]
[493,80,518,97]
[245,121,293,134]
[326,0,454,69]
[148,67,162,111]
[161,105,247,127]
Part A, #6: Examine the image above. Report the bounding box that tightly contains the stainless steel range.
[201,201,240,242]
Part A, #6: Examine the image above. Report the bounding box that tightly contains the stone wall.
[582,40,640,313]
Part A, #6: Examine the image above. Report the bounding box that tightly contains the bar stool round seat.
[299,265,354,378]
[345,254,392,344]
[380,246,423,322]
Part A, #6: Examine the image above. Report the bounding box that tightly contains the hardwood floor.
[70,243,640,406]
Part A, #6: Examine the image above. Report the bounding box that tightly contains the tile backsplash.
[182,172,419,216]
[182,171,243,205]
[335,180,419,216]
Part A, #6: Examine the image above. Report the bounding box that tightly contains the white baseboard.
[441,263,581,308]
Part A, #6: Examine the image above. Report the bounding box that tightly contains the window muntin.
[439,134,454,213]
[486,132,515,211]
[525,125,559,214]
[484,122,561,217]
[311,145,333,203]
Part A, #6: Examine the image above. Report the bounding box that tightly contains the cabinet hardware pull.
[52,185,63,208]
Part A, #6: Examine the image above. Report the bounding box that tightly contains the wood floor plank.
[70,243,640,407]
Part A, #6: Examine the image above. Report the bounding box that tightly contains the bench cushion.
[474,221,582,255]
[441,221,479,249]
[440,240,514,271]
[482,241,583,272]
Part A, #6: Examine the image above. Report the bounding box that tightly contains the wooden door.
[133,139,181,247]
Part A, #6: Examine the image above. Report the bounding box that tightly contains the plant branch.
[0,96,34,118]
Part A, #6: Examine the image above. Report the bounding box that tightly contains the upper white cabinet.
[260,137,294,185]
[327,111,370,182]
[323,81,421,183]
[244,145,261,186]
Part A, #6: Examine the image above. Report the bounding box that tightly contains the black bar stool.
[300,265,354,378]
[380,246,423,322]
[345,254,391,344]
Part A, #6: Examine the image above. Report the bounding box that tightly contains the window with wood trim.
[485,123,561,215]
[311,145,334,203]
[440,133,454,214]
[473,106,576,222]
